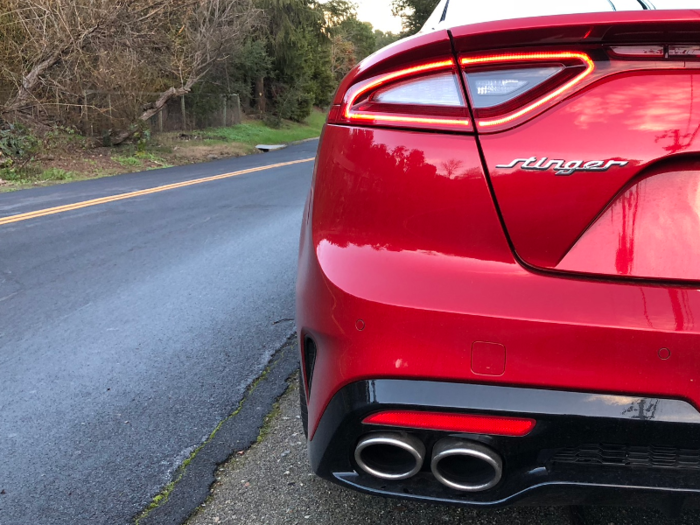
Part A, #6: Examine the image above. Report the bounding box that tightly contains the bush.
[272,85,315,122]
[0,124,39,165]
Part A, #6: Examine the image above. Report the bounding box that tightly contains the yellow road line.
[0,157,315,226]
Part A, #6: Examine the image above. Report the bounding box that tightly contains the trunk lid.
[451,11,700,280]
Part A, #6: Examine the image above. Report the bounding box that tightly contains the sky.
[351,0,700,34]
[354,0,404,33]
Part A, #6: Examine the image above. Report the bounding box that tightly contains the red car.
[297,0,700,509]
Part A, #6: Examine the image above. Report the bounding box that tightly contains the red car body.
[297,8,700,509]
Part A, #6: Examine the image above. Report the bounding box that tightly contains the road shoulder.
[136,337,299,525]
[186,378,574,525]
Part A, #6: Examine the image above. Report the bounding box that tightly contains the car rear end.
[297,2,700,509]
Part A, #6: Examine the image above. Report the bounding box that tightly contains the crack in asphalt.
[134,335,300,525]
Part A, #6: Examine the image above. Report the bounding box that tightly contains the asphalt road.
[0,141,317,525]
[3,138,699,525]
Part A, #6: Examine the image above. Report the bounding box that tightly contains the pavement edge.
[135,335,300,525]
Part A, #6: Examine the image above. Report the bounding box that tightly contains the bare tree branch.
[0,0,260,134]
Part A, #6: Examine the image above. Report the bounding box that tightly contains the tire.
[299,381,309,439]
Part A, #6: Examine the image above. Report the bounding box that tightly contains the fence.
[82,92,242,136]
[0,90,242,137]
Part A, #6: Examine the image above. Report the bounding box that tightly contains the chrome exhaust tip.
[354,433,426,480]
[430,438,503,492]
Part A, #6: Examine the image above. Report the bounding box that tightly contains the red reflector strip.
[348,113,471,127]
[460,51,594,128]
[363,410,536,437]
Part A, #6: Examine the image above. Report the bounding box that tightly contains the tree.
[254,0,334,120]
[0,0,262,141]
[338,18,375,60]
[113,0,263,142]
[391,0,439,35]
[373,30,401,52]
[211,39,272,110]
[321,0,376,82]
[0,0,397,138]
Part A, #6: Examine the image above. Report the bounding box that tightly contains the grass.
[0,108,326,192]
[200,108,325,147]
[112,152,173,170]
[112,155,142,168]
[0,166,77,185]
[41,167,76,181]
[137,152,173,167]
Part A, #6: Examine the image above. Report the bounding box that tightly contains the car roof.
[423,0,700,32]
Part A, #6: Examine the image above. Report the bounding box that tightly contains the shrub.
[0,124,39,165]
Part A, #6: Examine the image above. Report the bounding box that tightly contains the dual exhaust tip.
[354,433,502,492]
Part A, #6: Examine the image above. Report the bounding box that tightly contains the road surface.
[2,139,694,525]
[0,141,316,524]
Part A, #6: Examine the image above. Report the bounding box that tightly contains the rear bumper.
[298,123,700,508]
[310,379,700,508]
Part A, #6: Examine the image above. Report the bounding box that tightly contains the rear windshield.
[443,0,617,27]
[433,0,700,30]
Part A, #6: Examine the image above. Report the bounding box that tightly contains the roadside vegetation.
[199,109,327,146]
[0,109,325,191]
[0,0,435,190]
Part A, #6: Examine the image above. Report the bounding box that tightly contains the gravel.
[187,378,700,525]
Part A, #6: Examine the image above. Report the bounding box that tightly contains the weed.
[41,167,75,181]
[0,167,22,182]
[136,152,172,167]
[134,129,151,155]
[0,166,76,188]
[112,155,142,168]
[0,124,39,162]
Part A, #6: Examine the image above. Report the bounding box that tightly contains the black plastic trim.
[363,380,700,423]
[302,336,317,396]
[309,379,700,508]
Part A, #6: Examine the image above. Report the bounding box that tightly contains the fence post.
[82,90,89,136]
[256,78,265,114]
[181,95,186,131]
[222,94,227,127]
[232,94,242,125]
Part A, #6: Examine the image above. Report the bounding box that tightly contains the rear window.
[442,0,618,28]
[430,0,700,31]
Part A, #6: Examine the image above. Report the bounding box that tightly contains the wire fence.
[82,92,243,136]
[0,90,242,137]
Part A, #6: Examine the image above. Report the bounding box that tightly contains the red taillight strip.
[348,113,471,127]
[363,410,536,437]
[460,52,595,128]
[342,58,471,128]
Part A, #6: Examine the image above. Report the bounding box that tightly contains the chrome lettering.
[496,157,629,176]
[495,158,532,169]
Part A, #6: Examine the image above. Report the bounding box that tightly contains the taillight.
[363,410,536,437]
[465,66,563,108]
[609,45,665,58]
[332,58,472,132]
[461,51,595,131]
[610,44,700,59]
[669,45,700,58]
